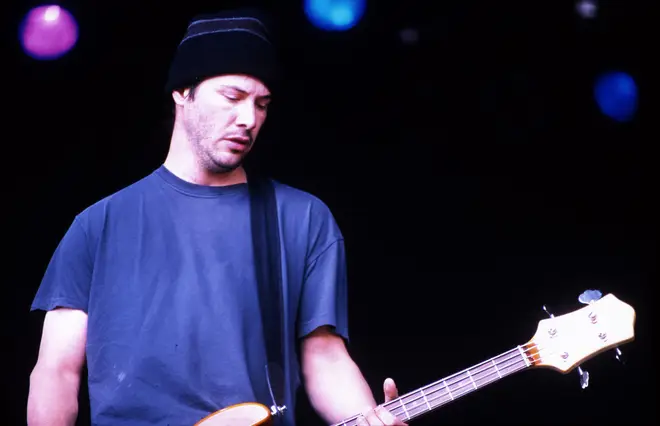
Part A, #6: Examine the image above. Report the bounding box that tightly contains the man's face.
[174,74,271,173]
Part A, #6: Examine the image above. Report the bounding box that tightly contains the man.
[27,8,406,426]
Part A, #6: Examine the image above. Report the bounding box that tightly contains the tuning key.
[542,305,555,318]
[614,347,626,364]
[578,289,603,305]
[577,366,590,389]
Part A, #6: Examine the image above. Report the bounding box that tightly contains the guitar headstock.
[525,293,636,373]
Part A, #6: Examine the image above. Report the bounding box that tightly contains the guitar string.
[334,342,552,426]
[388,344,551,422]
[336,344,544,426]
[392,344,553,423]
[399,327,612,423]
[390,359,531,422]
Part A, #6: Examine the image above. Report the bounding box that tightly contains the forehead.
[202,74,271,97]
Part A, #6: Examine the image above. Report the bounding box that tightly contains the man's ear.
[172,88,190,105]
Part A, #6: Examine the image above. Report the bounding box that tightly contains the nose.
[235,101,258,130]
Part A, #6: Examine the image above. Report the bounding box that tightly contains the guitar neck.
[333,344,537,426]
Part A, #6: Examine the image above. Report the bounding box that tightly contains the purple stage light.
[20,5,78,60]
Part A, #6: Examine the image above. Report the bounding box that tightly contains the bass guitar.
[194,290,636,425]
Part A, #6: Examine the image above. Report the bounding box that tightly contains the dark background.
[5,0,655,425]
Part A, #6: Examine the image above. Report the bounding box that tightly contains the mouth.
[226,137,250,144]
[225,138,250,152]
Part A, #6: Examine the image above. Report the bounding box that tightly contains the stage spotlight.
[576,0,598,19]
[304,0,366,31]
[594,71,638,123]
[20,4,78,60]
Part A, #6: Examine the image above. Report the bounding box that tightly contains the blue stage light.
[304,0,367,31]
[594,71,638,122]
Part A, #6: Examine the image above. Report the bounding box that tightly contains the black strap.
[248,175,285,408]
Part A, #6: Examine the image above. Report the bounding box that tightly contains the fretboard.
[333,345,533,426]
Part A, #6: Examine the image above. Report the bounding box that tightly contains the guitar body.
[194,402,273,426]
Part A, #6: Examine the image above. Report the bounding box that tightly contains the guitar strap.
[248,174,286,414]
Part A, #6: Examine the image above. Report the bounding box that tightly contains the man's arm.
[27,308,88,426]
[301,326,405,425]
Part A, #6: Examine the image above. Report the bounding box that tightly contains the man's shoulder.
[75,169,160,222]
[270,179,344,241]
[271,179,333,215]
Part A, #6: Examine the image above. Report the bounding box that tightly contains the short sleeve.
[30,216,93,313]
[297,238,349,341]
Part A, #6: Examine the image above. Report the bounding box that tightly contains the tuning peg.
[578,289,603,305]
[614,347,625,364]
[542,305,555,318]
[577,366,590,389]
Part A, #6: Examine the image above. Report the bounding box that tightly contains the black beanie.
[165,8,280,94]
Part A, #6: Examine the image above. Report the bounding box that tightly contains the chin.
[206,156,243,174]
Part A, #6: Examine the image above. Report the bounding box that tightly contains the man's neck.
[163,158,247,187]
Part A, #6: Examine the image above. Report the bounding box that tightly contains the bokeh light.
[304,0,366,31]
[20,5,78,60]
[594,71,638,123]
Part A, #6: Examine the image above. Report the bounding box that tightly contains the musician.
[26,7,405,426]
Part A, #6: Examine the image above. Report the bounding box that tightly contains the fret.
[493,350,524,375]
[492,359,502,378]
[470,363,499,388]
[425,381,453,408]
[443,380,454,400]
[446,372,473,398]
[401,392,426,418]
[427,384,453,407]
[420,388,432,410]
[466,369,477,389]
[517,345,531,367]
[398,397,410,420]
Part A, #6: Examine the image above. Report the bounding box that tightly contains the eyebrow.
[220,85,271,100]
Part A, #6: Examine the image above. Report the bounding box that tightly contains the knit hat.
[165,8,280,94]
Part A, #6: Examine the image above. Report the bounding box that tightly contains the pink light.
[20,5,78,60]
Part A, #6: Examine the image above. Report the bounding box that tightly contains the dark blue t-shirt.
[31,165,349,426]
